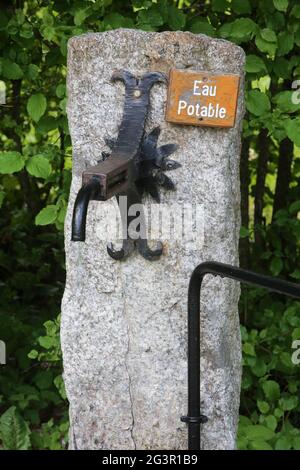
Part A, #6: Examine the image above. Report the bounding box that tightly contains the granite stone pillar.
[61,29,245,450]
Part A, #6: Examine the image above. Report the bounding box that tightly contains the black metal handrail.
[181,261,300,450]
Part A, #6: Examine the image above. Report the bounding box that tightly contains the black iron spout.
[71,178,101,242]
[182,261,300,451]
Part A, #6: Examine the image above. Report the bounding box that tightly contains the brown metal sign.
[165,69,240,128]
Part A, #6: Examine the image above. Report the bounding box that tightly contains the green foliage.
[26,155,52,179]
[27,94,47,123]
[0,407,30,450]
[247,90,271,116]
[1,59,24,80]
[0,313,68,449]
[0,152,25,174]
[246,55,267,73]
[0,0,300,450]
[285,118,300,146]
[35,205,58,225]
[238,299,300,449]
[273,0,289,12]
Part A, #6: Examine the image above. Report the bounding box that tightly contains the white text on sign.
[177,81,227,119]
[165,69,240,128]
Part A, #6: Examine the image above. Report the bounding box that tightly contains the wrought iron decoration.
[71,70,180,260]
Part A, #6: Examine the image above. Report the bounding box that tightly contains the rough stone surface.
[61,29,245,450]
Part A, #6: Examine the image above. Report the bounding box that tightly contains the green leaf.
[27,64,39,80]
[104,13,134,29]
[212,0,228,12]
[243,342,255,356]
[43,320,58,337]
[240,226,249,238]
[290,269,300,279]
[1,58,23,79]
[239,415,252,428]
[273,0,288,12]
[218,23,233,39]
[190,19,215,37]
[36,116,58,133]
[284,119,300,147]
[34,370,53,390]
[289,200,300,214]
[155,0,168,21]
[27,93,47,122]
[54,375,67,400]
[255,33,277,56]
[0,406,30,449]
[230,18,257,40]
[38,336,55,349]
[275,436,292,450]
[41,26,55,41]
[35,205,58,226]
[74,8,90,26]
[270,256,283,275]
[293,436,300,450]
[279,395,298,411]
[263,380,280,401]
[246,90,271,116]
[280,351,294,369]
[56,84,66,98]
[0,151,25,174]
[28,349,38,359]
[292,327,300,339]
[291,5,300,18]
[274,408,284,418]
[273,91,300,113]
[237,436,248,450]
[138,8,163,27]
[257,400,270,414]
[168,5,186,31]
[26,155,52,179]
[245,55,267,73]
[20,22,33,38]
[277,32,294,56]
[260,28,277,43]
[42,10,54,26]
[264,415,277,431]
[244,425,275,441]
[16,9,25,25]
[231,0,251,14]
[252,358,267,377]
[250,440,273,450]
[59,97,67,113]
[273,58,291,79]
[57,206,67,225]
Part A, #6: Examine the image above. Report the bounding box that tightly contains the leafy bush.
[0,314,68,449]
[0,0,300,450]
[238,298,300,450]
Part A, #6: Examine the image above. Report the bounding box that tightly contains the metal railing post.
[181,261,300,450]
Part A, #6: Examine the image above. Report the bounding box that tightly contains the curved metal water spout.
[71,178,101,242]
[182,261,300,450]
